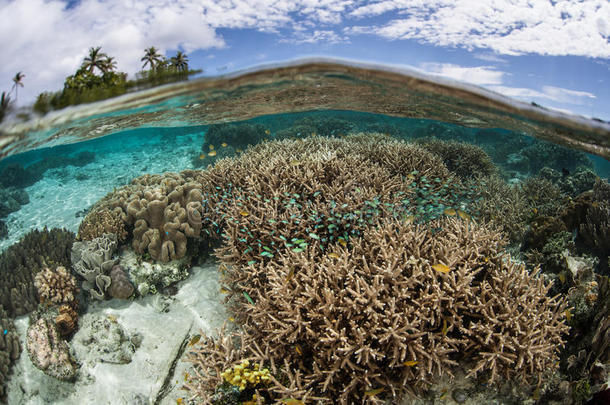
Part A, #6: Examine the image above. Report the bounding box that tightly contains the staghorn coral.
[188,218,568,404]
[71,233,118,300]
[579,179,610,260]
[34,266,79,308]
[0,306,20,403]
[417,138,496,180]
[26,317,77,381]
[0,228,75,318]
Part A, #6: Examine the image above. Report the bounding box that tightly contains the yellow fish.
[221,142,228,147]
[432,263,451,273]
[281,399,304,405]
[364,387,384,397]
[107,314,117,323]
[443,208,456,216]
[176,398,183,405]
[286,267,295,282]
[558,272,566,284]
[295,344,302,355]
[209,144,215,150]
[289,159,300,167]
[228,317,235,322]
[208,150,217,157]
[328,252,340,259]
[236,148,243,153]
[265,129,271,135]
[532,208,538,214]
[565,309,572,322]
[457,209,471,220]
[403,215,415,224]
[338,238,347,247]
[403,360,418,366]
[189,335,201,346]
[441,319,448,336]
[240,210,250,217]
[220,287,230,294]
[199,154,206,159]
[184,372,189,382]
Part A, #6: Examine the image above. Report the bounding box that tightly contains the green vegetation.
[33,46,201,114]
[0,71,25,123]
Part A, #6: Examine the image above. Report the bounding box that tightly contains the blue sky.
[1,0,608,119]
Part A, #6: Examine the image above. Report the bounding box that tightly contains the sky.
[0,0,609,120]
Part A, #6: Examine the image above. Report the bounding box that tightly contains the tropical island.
[0,46,201,121]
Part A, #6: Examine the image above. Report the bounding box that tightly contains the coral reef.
[119,249,189,295]
[26,317,77,381]
[538,167,598,197]
[107,264,134,299]
[0,306,20,403]
[187,218,568,403]
[579,179,610,261]
[0,187,29,218]
[0,163,41,189]
[0,228,75,317]
[416,139,496,180]
[71,233,118,299]
[203,122,270,152]
[520,140,593,174]
[275,115,355,140]
[0,220,7,240]
[34,266,79,308]
[77,206,128,243]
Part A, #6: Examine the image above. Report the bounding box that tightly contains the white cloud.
[280,30,347,44]
[348,0,610,58]
[419,63,505,85]
[488,85,596,106]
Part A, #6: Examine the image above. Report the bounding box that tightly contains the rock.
[26,317,77,381]
[107,265,134,300]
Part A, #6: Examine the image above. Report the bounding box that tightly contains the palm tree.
[102,56,117,73]
[0,91,11,121]
[141,46,163,71]
[81,46,108,74]
[170,51,189,72]
[11,72,25,101]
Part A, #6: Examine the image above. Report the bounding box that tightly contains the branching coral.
[77,206,128,242]
[188,218,568,403]
[579,179,610,259]
[0,305,20,402]
[417,138,496,180]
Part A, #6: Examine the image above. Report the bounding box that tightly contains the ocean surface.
[0,59,609,405]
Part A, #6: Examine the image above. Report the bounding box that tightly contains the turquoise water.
[0,63,610,405]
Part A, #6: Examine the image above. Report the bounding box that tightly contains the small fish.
[208,150,217,157]
[184,372,189,381]
[441,319,448,336]
[443,208,456,216]
[338,238,347,247]
[364,387,384,397]
[199,154,206,159]
[286,267,295,282]
[432,263,451,273]
[265,129,271,135]
[281,399,304,405]
[328,252,340,259]
[243,291,255,305]
[107,314,117,323]
[289,159,300,167]
[403,215,415,224]
[221,142,228,147]
[565,309,572,322]
[457,209,470,220]
[403,360,418,366]
[558,272,566,284]
[220,287,230,294]
[240,210,250,217]
[189,335,201,346]
[176,398,183,405]
[209,144,215,150]
[532,208,538,214]
[439,390,448,400]
[236,148,243,153]
[295,344,302,355]
[228,317,235,322]
[484,257,489,263]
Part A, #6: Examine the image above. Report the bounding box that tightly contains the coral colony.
[0,124,609,404]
